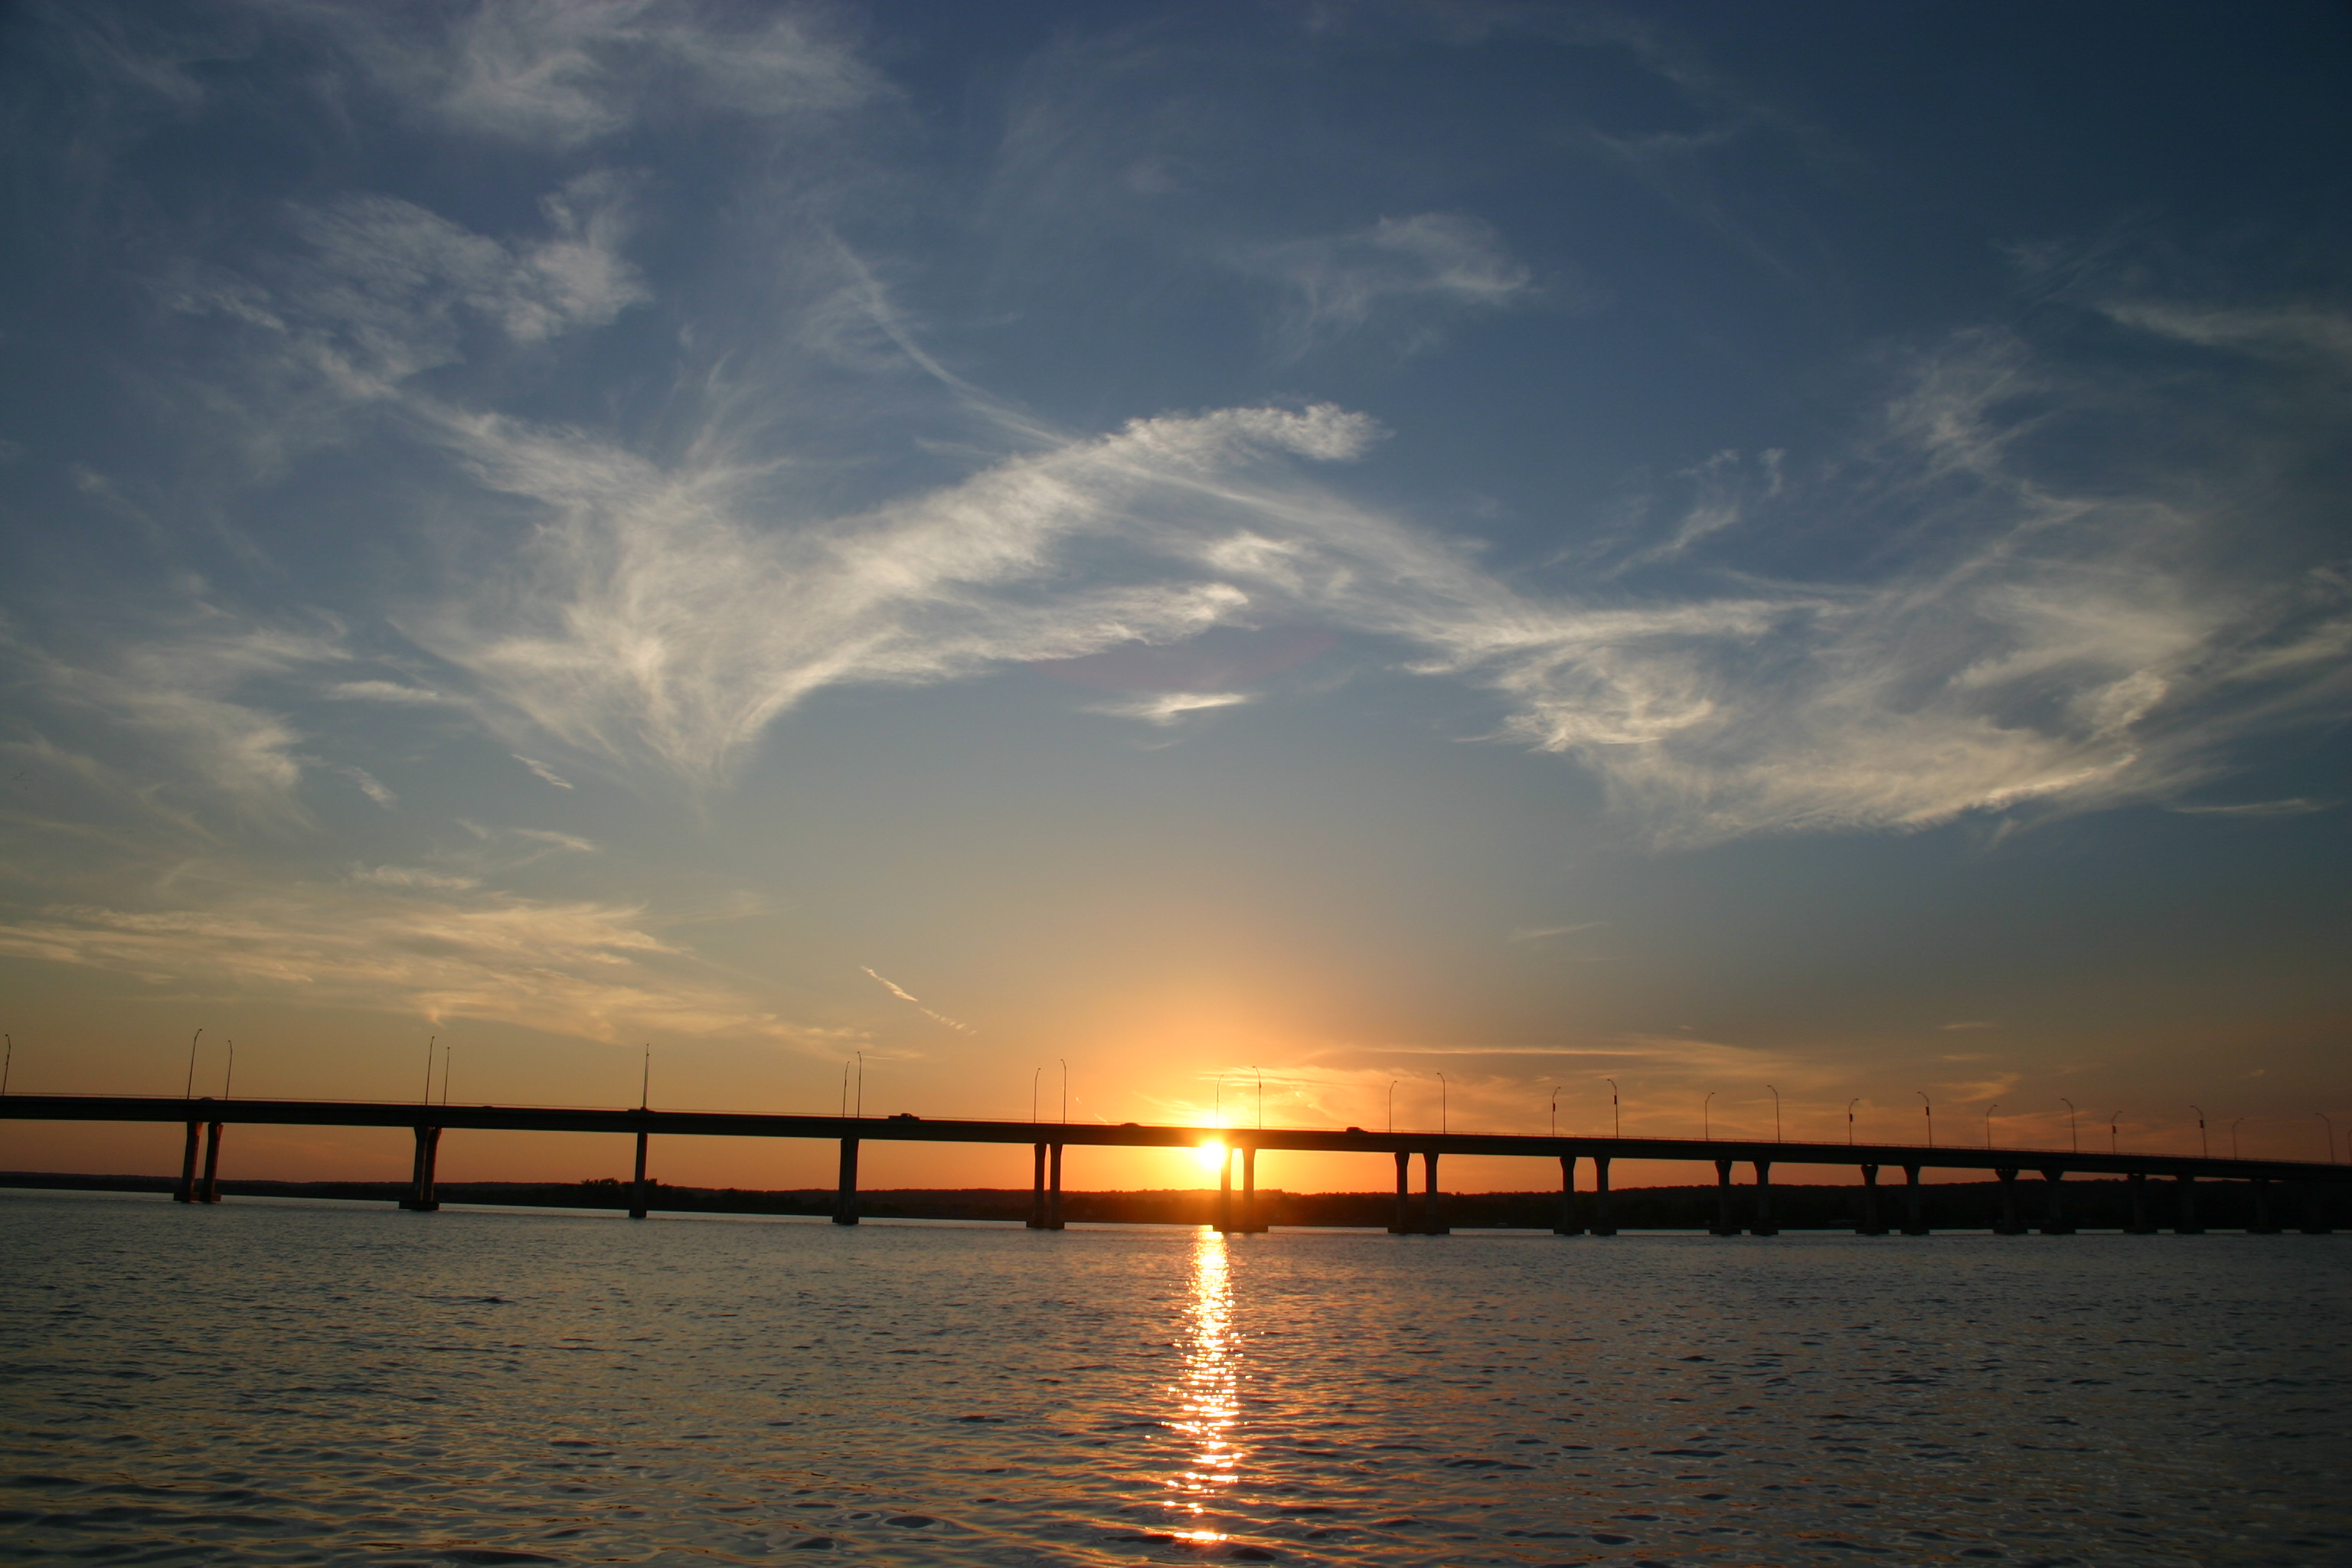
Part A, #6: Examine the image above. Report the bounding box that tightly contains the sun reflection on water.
[1164,1227,1240,1537]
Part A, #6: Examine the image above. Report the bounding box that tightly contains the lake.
[2,1190,2345,1565]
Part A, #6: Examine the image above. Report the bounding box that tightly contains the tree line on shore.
[4,1169,2332,1230]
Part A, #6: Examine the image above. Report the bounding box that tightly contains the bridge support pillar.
[1857,1165,1885,1234]
[1994,1168,2024,1234]
[1240,1145,1263,1233]
[1901,1164,1928,1235]
[2174,1172,2202,1234]
[1710,1158,1738,1236]
[1388,1151,1410,1233]
[400,1124,425,1208]
[1590,1155,1616,1236]
[401,1125,441,1211]
[1029,1142,1047,1228]
[175,1119,201,1203]
[1750,1160,1778,1235]
[1421,1151,1448,1234]
[2300,1181,2334,1235]
[199,1121,224,1204]
[1047,1142,1063,1230]
[629,1129,648,1220]
[1217,1145,1233,1233]
[1553,1154,1583,1234]
[2038,1168,2072,1233]
[2125,1171,2156,1233]
[831,1137,859,1226]
[2249,1177,2278,1234]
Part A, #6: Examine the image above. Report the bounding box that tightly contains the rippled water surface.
[3,1191,2347,1566]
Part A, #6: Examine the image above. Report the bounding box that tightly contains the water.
[2,1191,2346,1566]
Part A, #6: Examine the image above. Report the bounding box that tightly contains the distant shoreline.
[2,1169,2311,1231]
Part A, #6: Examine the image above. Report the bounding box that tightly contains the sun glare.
[1193,1139,1227,1174]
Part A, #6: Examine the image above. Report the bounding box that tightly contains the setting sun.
[1194,1140,1228,1174]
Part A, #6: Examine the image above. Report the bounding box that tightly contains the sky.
[2,0,2347,1195]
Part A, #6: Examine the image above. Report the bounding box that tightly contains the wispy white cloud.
[1094,691,1253,726]
[2167,797,2334,818]
[277,177,648,354]
[513,828,598,853]
[325,0,880,148]
[1508,921,1608,942]
[860,965,921,1004]
[860,965,975,1034]
[12,616,348,822]
[0,874,844,1047]
[1604,449,1784,576]
[2099,301,2352,369]
[407,403,1371,780]
[1240,212,1540,358]
[349,864,480,893]
[153,175,649,477]
[328,680,452,705]
[1929,1068,2022,1105]
[514,755,576,790]
[338,765,396,808]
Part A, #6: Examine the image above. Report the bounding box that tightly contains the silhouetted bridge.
[2,1093,2342,1236]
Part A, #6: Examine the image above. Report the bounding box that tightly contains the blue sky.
[2,1,2346,1187]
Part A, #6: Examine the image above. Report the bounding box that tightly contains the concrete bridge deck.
[4,1093,2342,1236]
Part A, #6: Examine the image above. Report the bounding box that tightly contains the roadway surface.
[2,1093,2341,1182]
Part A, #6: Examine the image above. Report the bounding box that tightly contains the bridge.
[2,1093,2342,1236]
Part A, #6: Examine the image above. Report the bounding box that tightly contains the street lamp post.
[1918,1090,1933,1148]
[2230,1116,2244,1160]
[2190,1105,2207,1159]
[2060,1097,2077,1153]
[1032,1066,1042,1123]
[640,1045,650,1110]
[2109,1110,2122,1155]
[1387,1080,1398,1134]
[2,1033,11,1097]
[1606,1078,1619,1138]
[185,1028,204,1099]
[1550,1084,1560,1138]
[1438,1072,1449,1135]
[1984,1102,1998,1149]
[420,1034,433,1104]
[1766,1084,1781,1142]
[1704,1090,1715,1142]
[2318,1112,2335,1164]
[224,1040,235,1100]
[1847,1097,1859,1145]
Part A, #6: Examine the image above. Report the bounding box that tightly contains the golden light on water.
[1163,1228,1240,1537]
